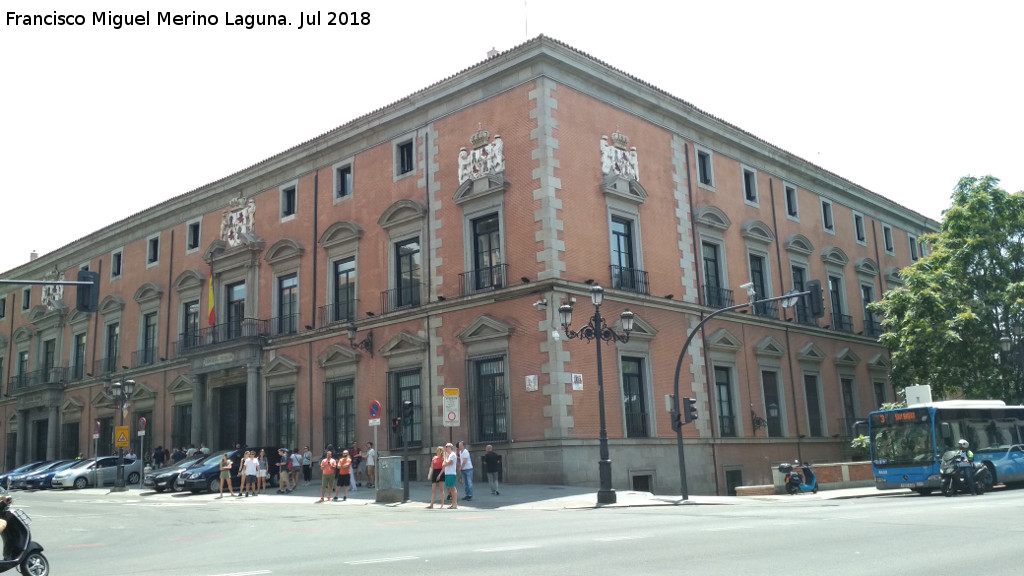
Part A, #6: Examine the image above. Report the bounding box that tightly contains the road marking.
[344,556,418,565]
[594,535,649,542]
[206,571,272,576]
[475,545,539,552]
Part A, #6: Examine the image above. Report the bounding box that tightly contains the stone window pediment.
[67,308,92,326]
[204,238,265,272]
[265,239,305,266]
[318,345,360,369]
[753,336,785,357]
[265,355,301,377]
[134,282,164,306]
[784,234,814,256]
[835,347,860,367]
[619,314,657,343]
[741,220,775,244]
[600,174,647,206]
[457,316,513,345]
[13,326,35,344]
[868,353,891,372]
[173,270,205,294]
[706,328,741,352]
[797,342,825,364]
[319,221,364,251]
[378,200,427,232]
[168,375,193,395]
[454,174,511,206]
[98,295,126,316]
[885,267,904,286]
[380,332,428,358]
[694,206,732,231]
[29,305,66,331]
[855,258,879,276]
[821,246,850,267]
[61,398,84,416]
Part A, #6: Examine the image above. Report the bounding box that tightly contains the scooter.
[0,493,48,575]
[940,451,990,497]
[779,460,818,494]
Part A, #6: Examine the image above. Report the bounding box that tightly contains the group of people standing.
[316,442,377,503]
[217,449,273,498]
[426,441,501,508]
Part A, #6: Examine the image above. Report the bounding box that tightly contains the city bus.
[868,400,1024,494]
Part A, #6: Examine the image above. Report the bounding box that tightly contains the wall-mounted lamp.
[347,323,374,358]
[533,297,548,311]
[751,402,779,433]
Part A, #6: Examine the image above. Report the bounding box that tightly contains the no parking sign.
[443,388,460,427]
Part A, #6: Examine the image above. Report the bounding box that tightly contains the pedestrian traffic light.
[76,270,100,313]
[402,400,414,426]
[682,397,698,424]
[671,411,682,432]
[391,418,401,432]
[805,280,825,318]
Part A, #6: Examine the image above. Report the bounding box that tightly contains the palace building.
[0,36,936,495]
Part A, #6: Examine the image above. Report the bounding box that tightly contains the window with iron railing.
[622,357,649,438]
[473,357,508,443]
[715,366,736,437]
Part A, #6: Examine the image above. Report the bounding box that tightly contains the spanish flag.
[208,266,216,326]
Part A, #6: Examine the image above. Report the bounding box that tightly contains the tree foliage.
[869,176,1024,402]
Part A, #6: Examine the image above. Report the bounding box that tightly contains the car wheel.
[73,477,88,490]
[127,472,140,485]
[209,479,220,494]
[154,487,165,493]
[19,551,48,576]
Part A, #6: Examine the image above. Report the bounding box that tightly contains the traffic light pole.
[402,423,410,503]
[671,291,808,501]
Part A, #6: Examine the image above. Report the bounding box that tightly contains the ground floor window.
[325,379,355,450]
[269,389,296,449]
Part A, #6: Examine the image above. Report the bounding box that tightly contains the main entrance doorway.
[216,384,247,449]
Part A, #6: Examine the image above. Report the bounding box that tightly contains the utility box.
[374,456,403,503]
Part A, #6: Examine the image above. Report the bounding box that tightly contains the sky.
[2,0,1021,275]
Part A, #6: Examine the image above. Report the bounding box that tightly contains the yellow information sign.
[115,426,130,448]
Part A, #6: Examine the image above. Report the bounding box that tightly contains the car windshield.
[67,459,95,470]
[45,461,80,474]
[32,460,71,473]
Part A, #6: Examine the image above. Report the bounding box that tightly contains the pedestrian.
[350,442,362,487]
[336,450,352,501]
[186,445,196,458]
[427,446,445,508]
[241,451,259,497]
[365,442,376,488]
[276,449,291,493]
[443,442,459,509]
[458,440,474,501]
[483,445,500,495]
[257,449,269,494]
[200,443,211,455]
[218,453,235,498]
[152,446,165,469]
[290,448,303,489]
[302,446,313,487]
[317,450,337,503]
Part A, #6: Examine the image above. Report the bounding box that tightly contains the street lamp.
[559,285,634,505]
[671,287,807,500]
[105,379,136,492]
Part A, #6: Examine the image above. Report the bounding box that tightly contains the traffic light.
[402,400,414,426]
[76,270,100,313]
[682,397,698,424]
[391,418,401,432]
[805,280,825,318]
[671,411,682,432]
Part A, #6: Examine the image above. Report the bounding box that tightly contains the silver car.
[50,456,142,489]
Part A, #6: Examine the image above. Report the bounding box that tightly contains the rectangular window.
[621,356,648,438]
[335,165,352,199]
[72,333,87,381]
[804,373,823,437]
[785,185,799,218]
[141,312,157,365]
[841,377,857,436]
[473,357,508,443]
[742,168,757,203]
[762,370,783,438]
[791,265,811,324]
[226,282,246,339]
[883,224,894,253]
[60,421,80,460]
[696,149,713,186]
[862,285,879,336]
[472,213,503,290]
[873,381,887,409]
[42,339,56,377]
[172,404,192,451]
[749,254,772,317]
[821,199,834,231]
[16,351,29,381]
[147,235,160,265]
[611,217,641,292]
[393,238,421,309]
[277,274,298,335]
[269,389,296,449]
[829,275,850,331]
[853,212,866,243]
[104,323,119,374]
[281,186,297,218]
[326,379,355,449]
[22,288,30,310]
[0,296,6,318]
[332,258,356,323]
[186,220,201,251]
[908,233,919,261]
[389,370,421,448]
[397,140,414,175]
[714,366,736,437]
[182,300,199,349]
[702,242,727,307]
[111,250,123,278]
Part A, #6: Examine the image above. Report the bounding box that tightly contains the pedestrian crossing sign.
[115,426,130,448]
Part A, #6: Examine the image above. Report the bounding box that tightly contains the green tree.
[869,176,1024,402]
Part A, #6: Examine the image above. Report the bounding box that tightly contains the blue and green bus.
[868,400,1024,494]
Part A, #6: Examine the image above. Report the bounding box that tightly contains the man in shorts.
[443,443,459,509]
[318,450,336,503]
[365,442,376,488]
[241,451,259,497]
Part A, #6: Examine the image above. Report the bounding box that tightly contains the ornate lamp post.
[559,285,634,505]
[105,379,136,492]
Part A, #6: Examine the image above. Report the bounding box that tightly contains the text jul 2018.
[6,10,372,30]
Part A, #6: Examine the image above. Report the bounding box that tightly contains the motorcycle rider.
[955,439,977,495]
[0,493,13,559]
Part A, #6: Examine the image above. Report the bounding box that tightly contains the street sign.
[93,420,100,440]
[115,426,130,448]
[138,417,147,431]
[443,388,460,427]
[368,418,381,427]
[369,400,381,419]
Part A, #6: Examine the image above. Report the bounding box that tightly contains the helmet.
[958,439,969,449]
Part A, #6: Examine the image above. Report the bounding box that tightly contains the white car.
[50,456,142,489]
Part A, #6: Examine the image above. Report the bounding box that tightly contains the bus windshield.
[870,410,935,466]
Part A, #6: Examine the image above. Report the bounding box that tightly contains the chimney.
[30,250,38,261]
[486,47,499,59]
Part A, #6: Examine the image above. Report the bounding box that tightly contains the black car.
[0,461,52,490]
[143,455,204,492]
[23,460,80,490]
[176,447,280,494]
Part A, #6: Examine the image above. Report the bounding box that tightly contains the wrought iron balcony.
[175,318,269,355]
[318,300,357,326]
[610,265,650,295]
[864,316,883,337]
[752,299,779,319]
[8,367,68,393]
[703,285,735,308]
[270,314,300,336]
[131,348,159,368]
[793,302,817,326]
[625,410,649,438]
[93,356,121,377]
[831,313,854,333]
[459,264,507,296]
[719,414,737,438]
[68,362,87,382]
[381,282,422,313]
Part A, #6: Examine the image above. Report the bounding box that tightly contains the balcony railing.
[131,348,158,368]
[381,282,422,313]
[93,356,120,377]
[864,316,883,337]
[69,362,87,382]
[459,264,507,296]
[318,300,357,327]
[719,414,737,438]
[793,302,817,326]
[270,314,299,336]
[610,265,650,295]
[176,318,269,355]
[624,410,649,438]
[831,313,854,333]
[704,285,734,308]
[752,299,779,319]
[8,367,68,393]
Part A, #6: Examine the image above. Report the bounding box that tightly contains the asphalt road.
[12,486,1024,575]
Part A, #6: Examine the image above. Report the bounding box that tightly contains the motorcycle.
[0,492,48,575]
[778,461,818,495]
[940,450,989,497]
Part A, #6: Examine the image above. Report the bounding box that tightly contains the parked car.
[143,455,204,492]
[977,444,1024,484]
[0,461,52,490]
[10,460,73,490]
[177,447,280,494]
[23,460,81,490]
[50,456,142,489]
